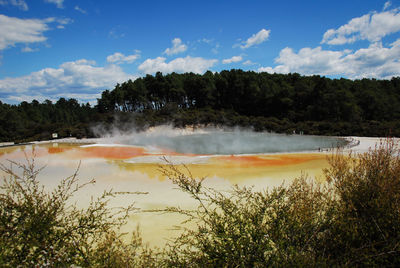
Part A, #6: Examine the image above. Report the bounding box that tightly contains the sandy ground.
[342,136,398,154]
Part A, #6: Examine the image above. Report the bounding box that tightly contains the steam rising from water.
[95,125,346,155]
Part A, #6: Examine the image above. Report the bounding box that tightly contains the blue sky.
[1,0,400,104]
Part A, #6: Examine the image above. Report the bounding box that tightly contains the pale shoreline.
[341,136,399,154]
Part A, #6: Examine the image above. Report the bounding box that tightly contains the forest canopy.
[1,70,400,142]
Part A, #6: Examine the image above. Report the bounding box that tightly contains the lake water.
[0,129,345,246]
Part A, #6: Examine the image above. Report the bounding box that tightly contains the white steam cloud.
[93,125,346,155]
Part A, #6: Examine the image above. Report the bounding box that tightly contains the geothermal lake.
[0,127,348,246]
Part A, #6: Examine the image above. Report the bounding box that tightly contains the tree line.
[0,98,95,142]
[2,70,400,142]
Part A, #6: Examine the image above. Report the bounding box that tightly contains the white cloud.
[243,60,256,66]
[0,59,136,103]
[138,56,217,74]
[384,1,392,10]
[199,38,213,44]
[341,41,400,78]
[321,7,400,45]
[21,46,38,53]
[54,17,73,29]
[196,38,220,54]
[0,15,71,50]
[44,0,63,8]
[0,0,28,11]
[267,46,350,75]
[239,29,270,49]
[222,55,243,64]
[52,17,72,25]
[74,5,87,14]
[106,52,140,64]
[164,38,188,56]
[258,39,400,79]
[108,27,125,39]
[0,15,49,50]
[260,4,400,80]
[212,43,220,54]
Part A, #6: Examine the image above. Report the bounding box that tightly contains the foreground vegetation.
[1,140,400,266]
[2,70,400,142]
[161,140,400,267]
[0,155,158,267]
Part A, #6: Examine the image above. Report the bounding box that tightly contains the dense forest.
[2,70,400,142]
[0,98,95,142]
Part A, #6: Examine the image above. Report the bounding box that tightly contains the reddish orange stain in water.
[218,154,323,167]
[79,146,148,160]
[48,147,67,154]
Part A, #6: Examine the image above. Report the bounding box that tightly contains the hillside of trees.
[2,70,400,142]
[0,98,96,142]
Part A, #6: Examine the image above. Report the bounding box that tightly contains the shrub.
[0,152,157,267]
[160,162,331,267]
[160,139,400,266]
[323,139,400,266]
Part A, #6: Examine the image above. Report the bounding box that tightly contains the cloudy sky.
[1,0,400,104]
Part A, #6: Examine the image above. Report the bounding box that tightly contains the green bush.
[160,139,400,266]
[0,152,158,267]
[323,139,400,266]
[160,162,332,267]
